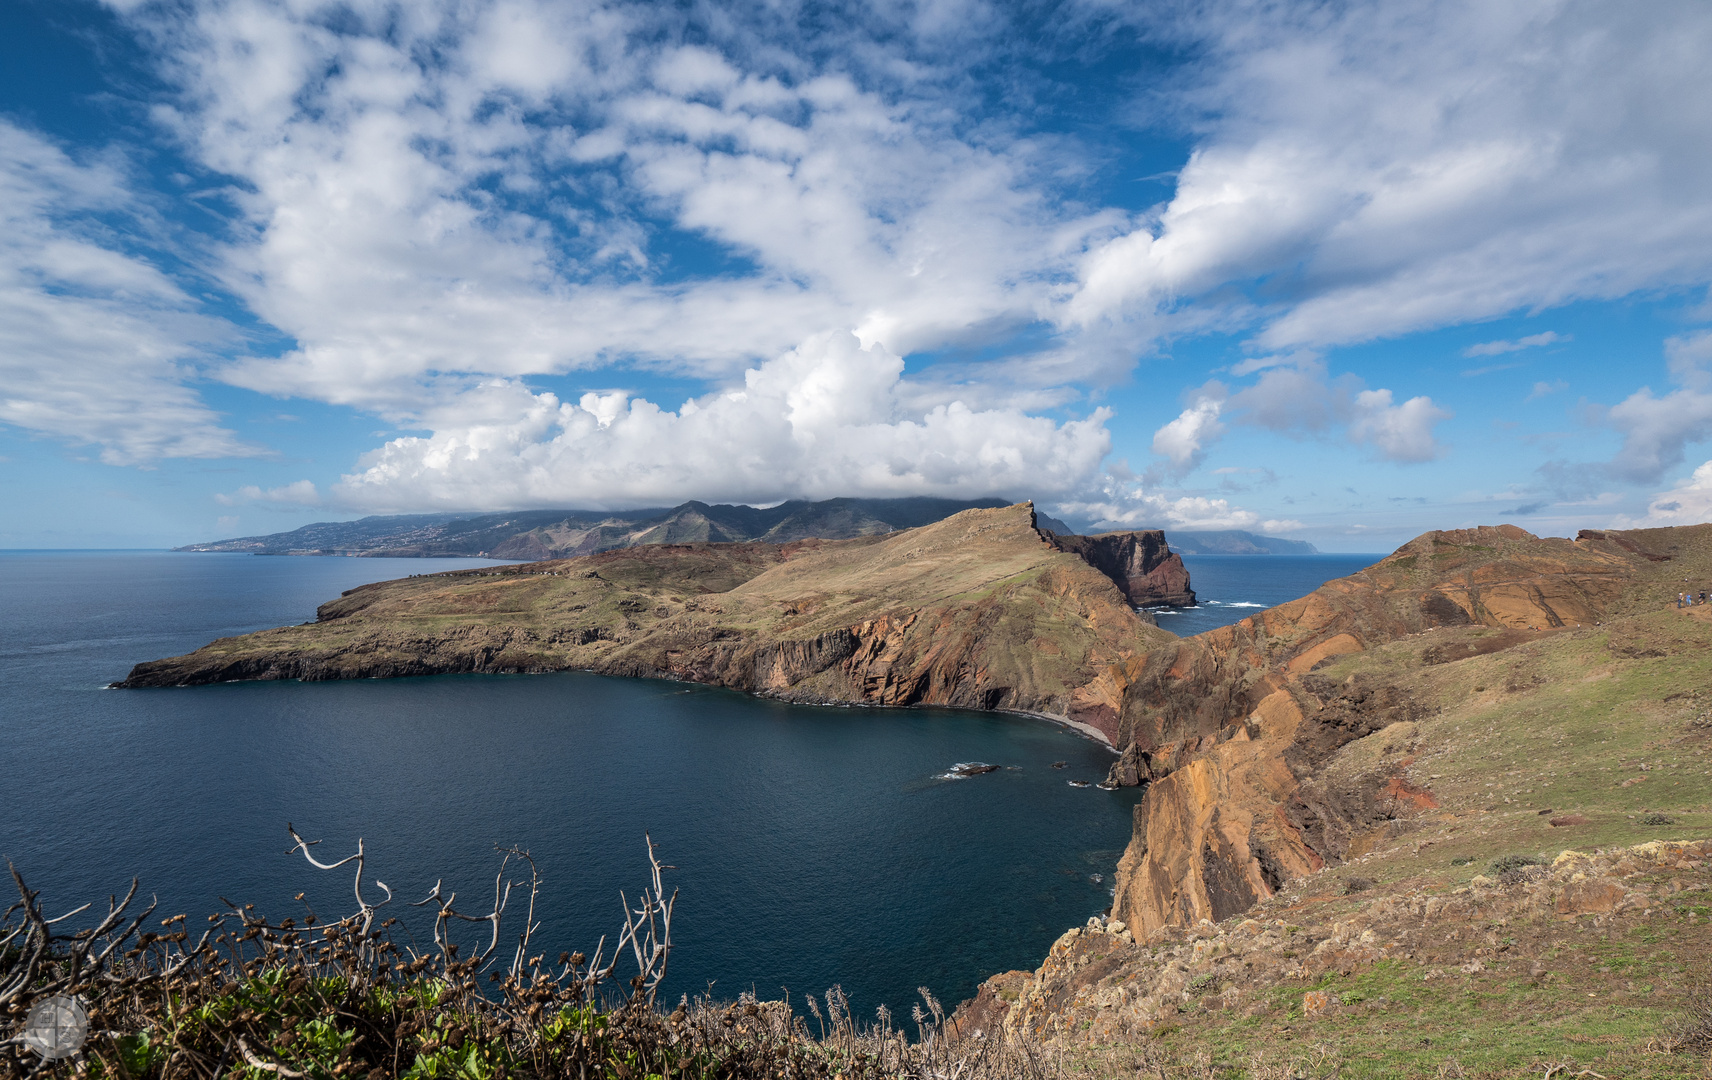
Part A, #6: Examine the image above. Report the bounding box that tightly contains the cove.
[0,551,1138,1017]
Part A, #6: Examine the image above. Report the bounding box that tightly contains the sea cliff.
[119,504,1180,744]
[1088,523,1708,936]
[949,525,1712,1074]
[124,511,1712,946]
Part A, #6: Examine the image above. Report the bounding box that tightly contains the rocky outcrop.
[118,504,1179,743]
[1097,523,1702,934]
[955,838,1712,1049]
[1046,530,1195,607]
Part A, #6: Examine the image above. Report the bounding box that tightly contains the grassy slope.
[1010,587,1712,1076]
[120,506,1174,726]
[1190,605,1712,1077]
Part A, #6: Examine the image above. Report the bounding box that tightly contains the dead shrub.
[1,827,1067,1080]
[1668,983,1712,1057]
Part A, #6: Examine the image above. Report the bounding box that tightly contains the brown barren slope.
[955,564,1712,1076]
[1092,523,1712,937]
[117,504,1177,743]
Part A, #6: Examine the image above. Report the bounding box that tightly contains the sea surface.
[0,548,1377,1017]
[1152,553,1385,637]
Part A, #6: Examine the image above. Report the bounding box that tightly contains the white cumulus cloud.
[1606,386,1712,483]
[1608,460,1712,528]
[1222,357,1451,463]
[1150,395,1225,472]
[1054,473,1281,533]
[1347,389,1452,464]
[333,332,1112,511]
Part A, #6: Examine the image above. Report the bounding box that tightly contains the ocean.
[0,547,1380,1017]
[1154,554,1385,637]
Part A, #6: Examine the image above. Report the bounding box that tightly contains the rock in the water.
[944,762,1001,778]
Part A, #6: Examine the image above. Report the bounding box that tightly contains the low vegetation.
[2,831,1064,1080]
[966,598,1712,1077]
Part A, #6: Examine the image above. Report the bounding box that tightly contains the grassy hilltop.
[958,526,1712,1077]
[96,512,1712,1075]
[120,504,1173,740]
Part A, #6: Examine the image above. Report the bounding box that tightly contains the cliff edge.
[118,504,1180,743]
[1093,522,1708,937]
[1045,529,1195,607]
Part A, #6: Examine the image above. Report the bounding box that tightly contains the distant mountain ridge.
[1163,530,1318,555]
[179,497,1073,560]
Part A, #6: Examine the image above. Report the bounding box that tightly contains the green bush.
[1488,853,1546,875]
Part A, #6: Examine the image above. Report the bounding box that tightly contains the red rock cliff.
[1100,523,1679,936]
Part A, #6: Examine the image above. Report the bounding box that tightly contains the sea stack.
[1043,529,1196,607]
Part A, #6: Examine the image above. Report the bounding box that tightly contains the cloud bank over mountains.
[6,0,1712,536]
[335,332,1113,511]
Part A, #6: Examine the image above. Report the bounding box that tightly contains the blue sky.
[4,0,1712,551]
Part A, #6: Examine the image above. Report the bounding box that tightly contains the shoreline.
[997,707,1116,751]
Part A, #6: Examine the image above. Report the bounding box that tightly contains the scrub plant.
[2,829,1063,1080]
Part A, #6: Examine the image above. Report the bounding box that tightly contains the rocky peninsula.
[119,504,1191,743]
[116,510,1712,1073]
[950,521,1712,1076]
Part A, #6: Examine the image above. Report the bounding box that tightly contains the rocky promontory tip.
[1044,528,1195,607]
[116,504,1180,745]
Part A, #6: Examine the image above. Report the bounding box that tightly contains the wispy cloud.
[0,121,259,464]
[1463,331,1569,358]
[1068,1,1712,351]
[215,479,320,506]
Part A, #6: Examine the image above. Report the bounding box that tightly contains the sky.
[4,0,1712,552]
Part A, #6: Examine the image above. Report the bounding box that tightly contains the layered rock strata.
[1095,524,1694,935]
[1045,530,1195,607]
[118,504,1177,744]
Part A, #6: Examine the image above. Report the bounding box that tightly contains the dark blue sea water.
[1152,554,1386,637]
[0,549,1380,1017]
[0,551,1140,1019]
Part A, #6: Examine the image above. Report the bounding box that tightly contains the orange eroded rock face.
[1102,522,1684,934]
[1113,737,1322,935]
